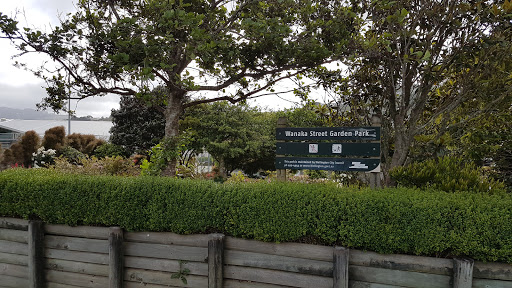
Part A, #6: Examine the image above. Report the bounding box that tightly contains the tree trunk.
[383,129,412,186]
[161,89,185,177]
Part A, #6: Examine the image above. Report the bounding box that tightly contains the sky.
[0,1,325,118]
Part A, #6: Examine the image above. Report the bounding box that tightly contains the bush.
[390,156,506,194]
[0,169,511,263]
[51,156,140,176]
[94,143,128,158]
[42,126,66,151]
[66,133,105,155]
[58,146,85,165]
[32,147,57,168]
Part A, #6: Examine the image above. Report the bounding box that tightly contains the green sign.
[276,127,380,141]
[276,142,380,157]
[275,126,381,172]
[275,157,380,172]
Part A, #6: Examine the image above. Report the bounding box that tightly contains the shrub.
[16,130,41,167]
[140,135,192,176]
[66,133,105,155]
[0,169,511,263]
[42,126,66,151]
[32,147,57,168]
[390,156,506,194]
[94,143,128,158]
[58,146,85,165]
[51,156,140,176]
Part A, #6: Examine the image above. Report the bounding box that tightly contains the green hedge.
[1,169,511,263]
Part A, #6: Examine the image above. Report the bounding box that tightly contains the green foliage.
[1,1,354,170]
[110,95,165,155]
[94,143,129,159]
[306,169,328,179]
[171,261,190,285]
[32,147,57,168]
[140,133,193,176]
[58,146,85,165]
[181,101,276,175]
[1,169,511,263]
[51,156,140,176]
[390,156,505,194]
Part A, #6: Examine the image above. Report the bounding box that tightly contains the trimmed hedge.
[1,169,511,263]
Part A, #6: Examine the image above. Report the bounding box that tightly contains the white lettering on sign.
[329,131,353,137]
[282,128,377,139]
[284,131,308,137]
[354,130,370,137]
[309,131,328,137]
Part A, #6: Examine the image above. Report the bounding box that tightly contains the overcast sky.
[0,0,122,118]
[0,1,322,118]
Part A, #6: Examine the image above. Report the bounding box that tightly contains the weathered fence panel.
[123,231,209,288]
[0,218,28,287]
[44,223,109,288]
[1,217,511,288]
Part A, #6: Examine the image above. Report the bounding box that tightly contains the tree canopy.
[311,0,512,183]
[1,0,355,174]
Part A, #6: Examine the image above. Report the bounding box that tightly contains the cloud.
[0,83,119,117]
[29,0,77,18]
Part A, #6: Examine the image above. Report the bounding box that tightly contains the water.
[0,119,112,140]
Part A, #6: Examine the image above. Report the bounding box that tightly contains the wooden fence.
[0,217,511,288]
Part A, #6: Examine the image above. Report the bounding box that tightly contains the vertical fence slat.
[453,258,474,288]
[109,227,124,288]
[208,233,225,288]
[333,246,349,288]
[28,220,45,288]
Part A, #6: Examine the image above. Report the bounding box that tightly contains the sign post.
[275,119,381,186]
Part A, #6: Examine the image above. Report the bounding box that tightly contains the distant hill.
[0,107,67,120]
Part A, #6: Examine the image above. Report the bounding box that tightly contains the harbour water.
[0,119,113,140]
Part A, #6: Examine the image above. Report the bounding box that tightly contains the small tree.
[4,130,41,167]
[42,126,66,151]
[0,148,15,168]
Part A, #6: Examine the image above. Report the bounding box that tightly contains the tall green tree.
[0,0,354,174]
[315,0,512,184]
[110,95,166,155]
[182,101,273,176]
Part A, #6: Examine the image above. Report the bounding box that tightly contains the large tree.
[110,95,166,155]
[315,0,512,184]
[0,0,354,174]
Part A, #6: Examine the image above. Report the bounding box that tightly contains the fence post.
[333,246,349,288]
[277,117,288,182]
[453,258,474,288]
[208,233,225,288]
[109,227,124,288]
[28,220,45,288]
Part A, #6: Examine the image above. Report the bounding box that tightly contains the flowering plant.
[32,147,57,168]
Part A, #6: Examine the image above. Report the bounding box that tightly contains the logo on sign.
[309,144,318,154]
[349,162,368,169]
[332,144,342,154]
